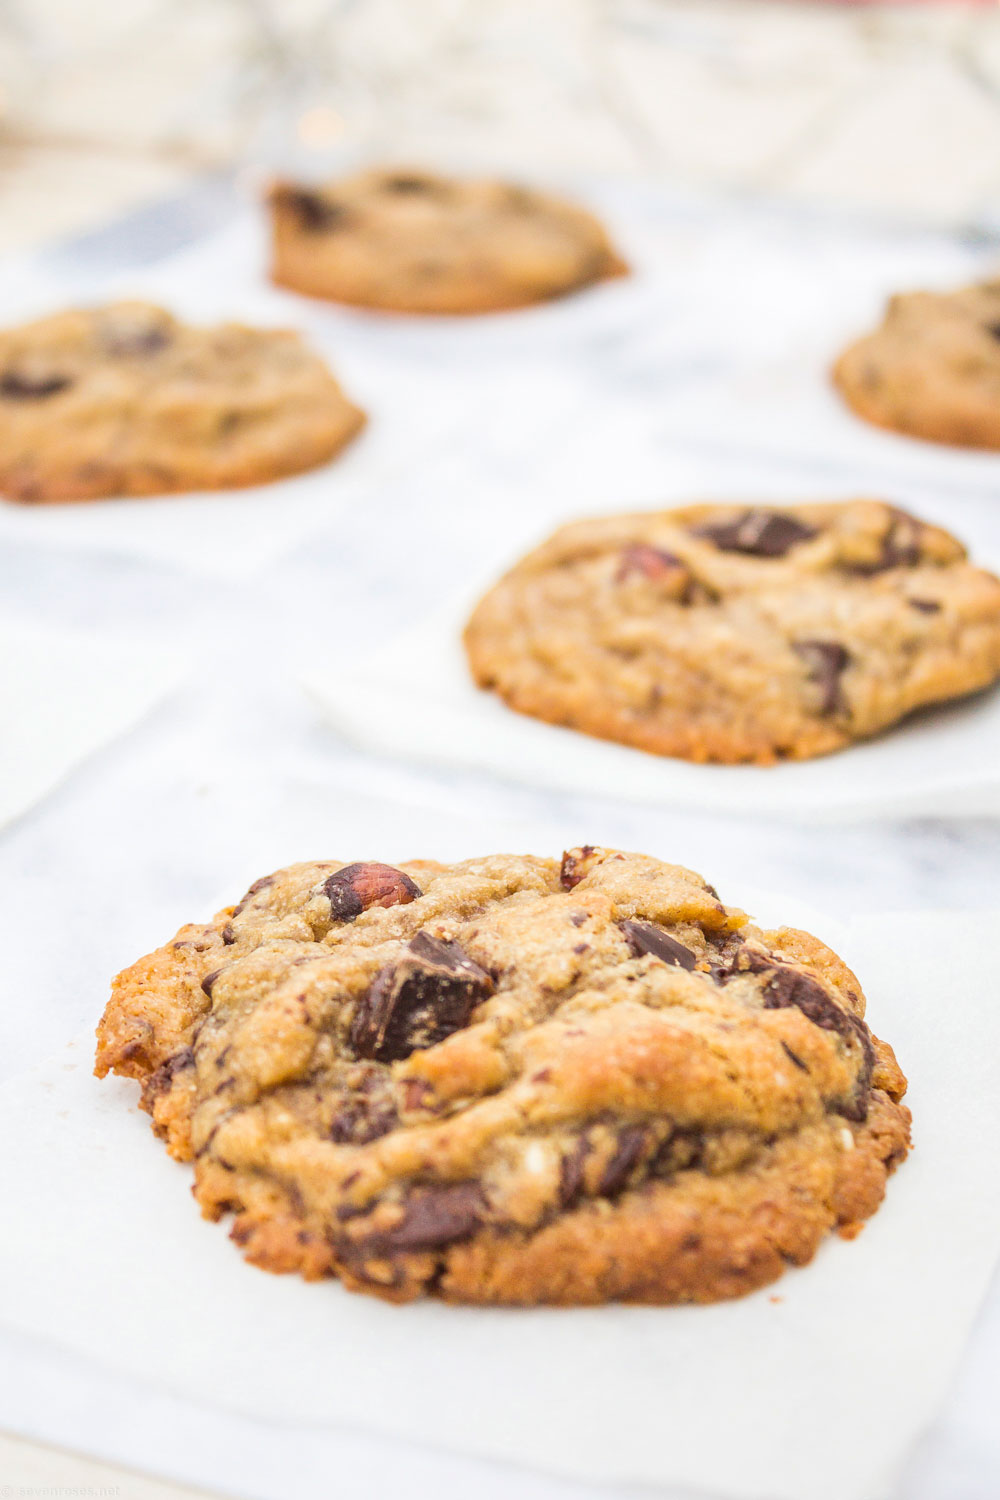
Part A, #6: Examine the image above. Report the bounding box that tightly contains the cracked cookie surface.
[95,847,910,1305]
[833,280,1000,449]
[0,301,365,502]
[268,168,627,314]
[463,500,1000,764]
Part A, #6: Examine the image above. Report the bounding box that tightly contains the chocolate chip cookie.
[464,500,1000,764]
[0,301,365,502]
[268,168,627,314]
[833,279,1000,449]
[95,847,910,1305]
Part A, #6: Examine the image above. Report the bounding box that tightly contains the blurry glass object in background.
[0,0,1000,251]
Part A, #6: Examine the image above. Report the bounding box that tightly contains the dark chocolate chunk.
[328,1097,398,1145]
[229,873,275,920]
[560,846,596,890]
[105,325,170,357]
[780,1040,809,1072]
[401,1078,434,1111]
[793,640,851,716]
[725,947,847,1032]
[381,174,435,194]
[201,968,223,997]
[849,507,924,574]
[650,1127,704,1177]
[350,932,494,1062]
[908,597,941,614]
[238,873,273,901]
[323,862,422,922]
[143,1045,195,1102]
[621,919,697,971]
[695,509,817,558]
[0,370,72,399]
[599,1126,648,1196]
[616,544,688,584]
[374,1183,484,1252]
[742,951,876,1118]
[559,1137,590,1206]
[759,962,853,1034]
[276,186,347,230]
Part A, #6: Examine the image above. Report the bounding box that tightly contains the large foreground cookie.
[96,848,910,1305]
[0,301,365,502]
[833,280,1000,449]
[464,500,1000,764]
[268,168,627,314]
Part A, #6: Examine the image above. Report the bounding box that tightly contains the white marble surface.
[0,180,999,1498]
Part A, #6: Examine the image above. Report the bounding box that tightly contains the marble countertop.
[0,177,998,1500]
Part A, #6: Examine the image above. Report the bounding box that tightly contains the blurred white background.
[2,0,1000,250]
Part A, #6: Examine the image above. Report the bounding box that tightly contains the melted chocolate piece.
[849,508,924,574]
[381,174,436,194]
[695,509,817,558]
[105,326,170,357]
[599,1126,648,1196]
[328,1097,399,1145]
[738,949,875,1119]
[143,1045,195,1102]
[560,846,596,890]
[201,968,223,997]
[780,1040,809,1072]
[350,932,494,1062]
[559,1137,590,1206]
[620,919,697,971]
[369,1183,484,1252]
[908,597,941,614]
[650,1127,704,1177]
[227,876,274,929]
[793,640,850,716]
[0,371,72,399]
[276,187,347,231]
[323,863,422,922]
[616,544,688,584]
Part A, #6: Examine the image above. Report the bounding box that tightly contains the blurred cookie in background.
[833,280,1000,450]
[0,301,366,503]
[464,500,1000,765]
[268,167,627,314]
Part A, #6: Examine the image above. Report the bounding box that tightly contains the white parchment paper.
[1,186,996,582]
[0,911,997,1500]
[303,591,1000,821]
[0,203,650,580]
[0,617,186,829]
